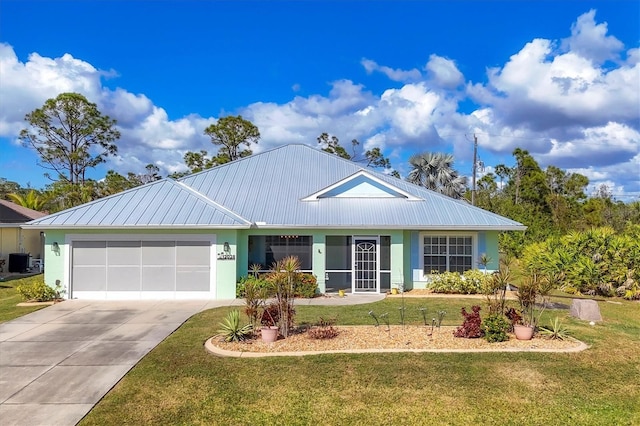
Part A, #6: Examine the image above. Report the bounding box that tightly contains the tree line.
[2,92,639,251]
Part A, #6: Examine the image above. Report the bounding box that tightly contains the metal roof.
[27,179,251,228]
[27,144,525,230]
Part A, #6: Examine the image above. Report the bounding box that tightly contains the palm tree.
[407,152,467,199]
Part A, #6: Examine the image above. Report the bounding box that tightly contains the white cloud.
[561,9,624,65]
[361,58,422,82]
[425,54,464,89]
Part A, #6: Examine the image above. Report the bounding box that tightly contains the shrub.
[429,270,491,294]
[215,310,253,342]
[429,271,461,293]
[482,314,510,343]
[308,317,339,339]
[453,306,483,338]
[294,273,318,298]
[236,275,272,298]
[461,269,491,294]
[520,227,640,297]
[16,280,57,302]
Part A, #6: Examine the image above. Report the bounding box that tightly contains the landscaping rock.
[570,299,602,322]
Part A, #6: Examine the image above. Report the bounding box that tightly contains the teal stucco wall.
[43,227,504,298]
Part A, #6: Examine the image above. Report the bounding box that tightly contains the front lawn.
[0,274,48,323]
[81,296,640,425]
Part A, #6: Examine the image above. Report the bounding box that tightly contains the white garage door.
[71,237,215,300]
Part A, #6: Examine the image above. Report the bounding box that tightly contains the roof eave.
[249,224,527,231]
[21,224,252,230]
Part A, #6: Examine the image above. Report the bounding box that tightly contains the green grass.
[0,274,47,323]
[80,295,640,425]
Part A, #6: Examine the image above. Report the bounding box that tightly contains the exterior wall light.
[223,242,231,253]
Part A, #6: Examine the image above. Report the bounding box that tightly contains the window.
[422,235,473,274]
[248,235,312,271]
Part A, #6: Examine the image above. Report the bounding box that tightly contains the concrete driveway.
[0,299,241,426]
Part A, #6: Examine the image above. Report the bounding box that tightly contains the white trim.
[65,233,217,300]
[418,231,478,278]
[302,170,421,201]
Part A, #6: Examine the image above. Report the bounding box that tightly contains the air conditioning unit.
[30,258,43,273]
[8,253,29,273]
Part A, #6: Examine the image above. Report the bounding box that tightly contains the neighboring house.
[25,144,525,300]
[0,199,47,272]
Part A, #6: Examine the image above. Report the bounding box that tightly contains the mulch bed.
[211,325,584,354]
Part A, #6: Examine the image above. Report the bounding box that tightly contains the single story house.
[0,199,46,273]
[25,144,525,300]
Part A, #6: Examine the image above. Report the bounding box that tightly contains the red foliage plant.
[308,316,339,340]
[504,307,522,330]
[260,302,295,329]
[453,305,484,338]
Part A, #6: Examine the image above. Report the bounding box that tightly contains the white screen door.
[353,237,378,292]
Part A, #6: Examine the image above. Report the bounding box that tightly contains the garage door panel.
[71,237,215,299]
[73,241,106,265]
[177,241,210,265]
[73,267,106,291]
[142,266,175,291]
[107,241,141,265]
[107,266,141,291]
[142,241,175,265]
[176,267,209,291]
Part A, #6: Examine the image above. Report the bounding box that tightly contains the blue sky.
[1,1,638,200]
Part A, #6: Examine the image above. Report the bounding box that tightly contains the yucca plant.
[539,317,571,340]
[215,310,253,342]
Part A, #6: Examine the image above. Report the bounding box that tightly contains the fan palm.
[407,152,467,199]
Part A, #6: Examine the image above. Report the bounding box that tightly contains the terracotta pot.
[261,326,279,343]
[514,324,535,340]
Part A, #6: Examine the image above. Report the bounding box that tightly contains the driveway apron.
[0,300,236,426]
[0,294,381,425]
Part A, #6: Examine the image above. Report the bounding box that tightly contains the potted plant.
[512,272,555,340]
[259,303,279,343]
[251,275,279,343]
[513,321,535,340]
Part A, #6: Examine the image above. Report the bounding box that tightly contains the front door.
[353,237,378,293]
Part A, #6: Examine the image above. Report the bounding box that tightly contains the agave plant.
[215,310,253,342]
